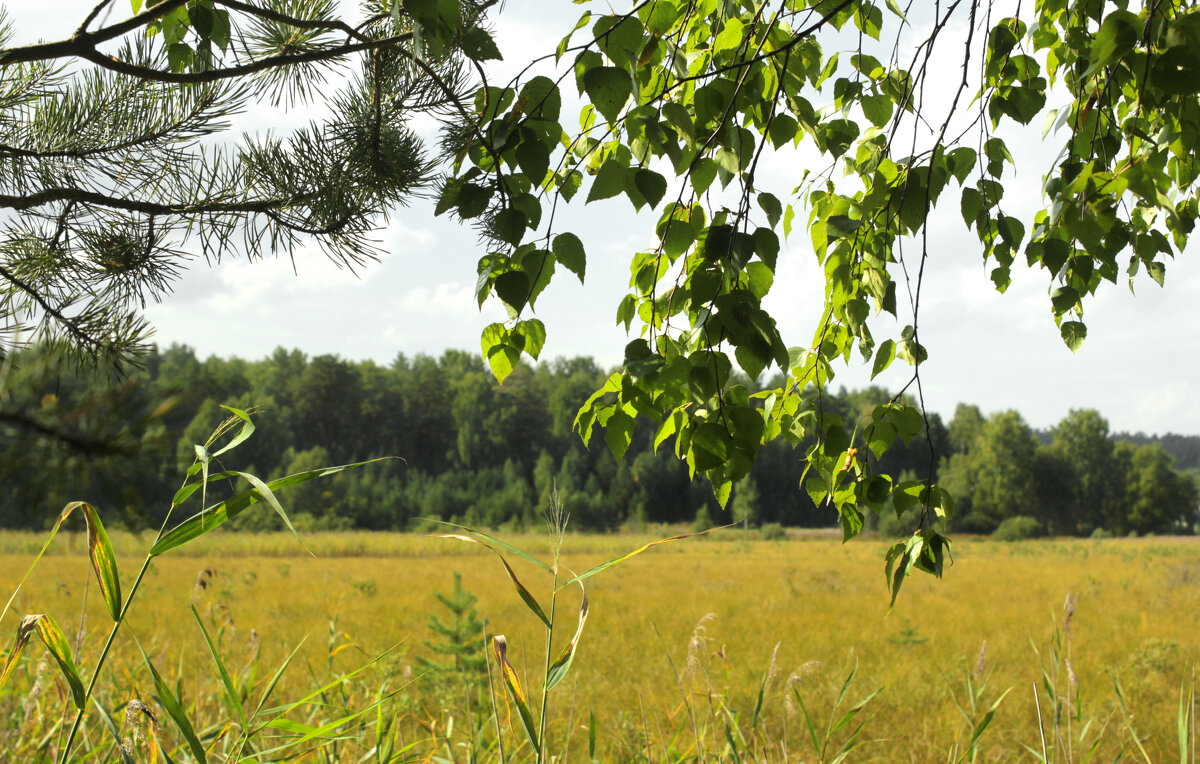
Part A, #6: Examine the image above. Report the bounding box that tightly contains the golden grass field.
[2,529,1199,762]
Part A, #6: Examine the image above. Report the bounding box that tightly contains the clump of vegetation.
[760,522,787,541]
[0,408,393,763]
[992,516,1046,541]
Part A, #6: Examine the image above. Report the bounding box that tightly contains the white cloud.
[16,0,1200,435]
[400,282,484,318]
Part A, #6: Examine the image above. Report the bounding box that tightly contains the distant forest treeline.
[0,345,1196,536]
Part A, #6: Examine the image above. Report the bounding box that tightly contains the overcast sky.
[7,1,1200,436]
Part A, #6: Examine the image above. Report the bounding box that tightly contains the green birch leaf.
[494,208,527,246]
[1060,321,1087,352]
[605,409,635,461]
[519,318,547,359]
[462,25,502,61]
[587,159,627,203]
[1086,10,1139,76]
[871,339,895,379]
[634,169,667,208]
[553,232,586,283]
[494,270,530,312]
[582,66,631,123]
[559,169,583,202]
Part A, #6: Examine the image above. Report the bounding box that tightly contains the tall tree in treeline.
[2,343,1194,537]
[1049,409,1124,532]
[4,1,1200,594]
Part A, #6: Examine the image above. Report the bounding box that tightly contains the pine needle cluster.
[0,0,490,372]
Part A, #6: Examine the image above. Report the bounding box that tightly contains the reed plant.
[0,407,397,762]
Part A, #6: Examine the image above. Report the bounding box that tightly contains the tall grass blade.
[431,534,552,626]
[1179,673,1194,764]
[968,687,1011,752]
[150,459,387,555]
[260,642,401,720]
[211,405,256,456]
[1032,683,1049,763]
[546,589,589,691]
[234,470,310,555]
[498,554,551,628]
[751,654,771,731]
[793,687,822,756]
[829,688,880,738]
[190,605,247,726]
[92,696,137,764]
[588,706,597,761]
[251,634,309,720]
[263,689,401,749]
[1112,673,1154,764]
[2,501,114,625]
[138,641,208,764]
[431,521,553,572]
[171,468,243,508]
[77,502,122,621]
[26,614,87,710]
[558,525,731,588]
[493,635,540,755]
[2,614,82,722]
[0,611,38,691]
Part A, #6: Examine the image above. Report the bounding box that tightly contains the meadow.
[2,529,1198,762]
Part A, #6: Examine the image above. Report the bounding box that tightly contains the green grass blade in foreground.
[793,686,822,755]
[150,458,389,555]
[235,470,312,555]
[191,605,247,726]
[430,520,553,572]
[558,524,731,588]
[1178,674,1194,764]
[35,614,87,710]
[170,468,246,509]
[545,587,589,691]
[261,687,403,749]
[247,633,309,725]
[498,554,551,627]
[138,640,207,764]
[493,635,540,754]
[967,687,1012,754]
[2,501,113,625]
[0,614,85,708]
[751,645,778,730]
[211,405,256,456]
[80,503,122,621]
[1112,673,1155,764]
[432,533,551,626]
[92,696,137,764]
[588,706,597,760]
[255,641,402,721]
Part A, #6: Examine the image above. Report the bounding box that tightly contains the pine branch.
[0,407,137,456]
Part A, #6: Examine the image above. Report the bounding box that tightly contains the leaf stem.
[538,568,558,764]
[57,553,155,763]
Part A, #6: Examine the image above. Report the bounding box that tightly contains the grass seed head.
[1063,592,1078,636]
[975,640,988,678]
[120,699,158,759]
